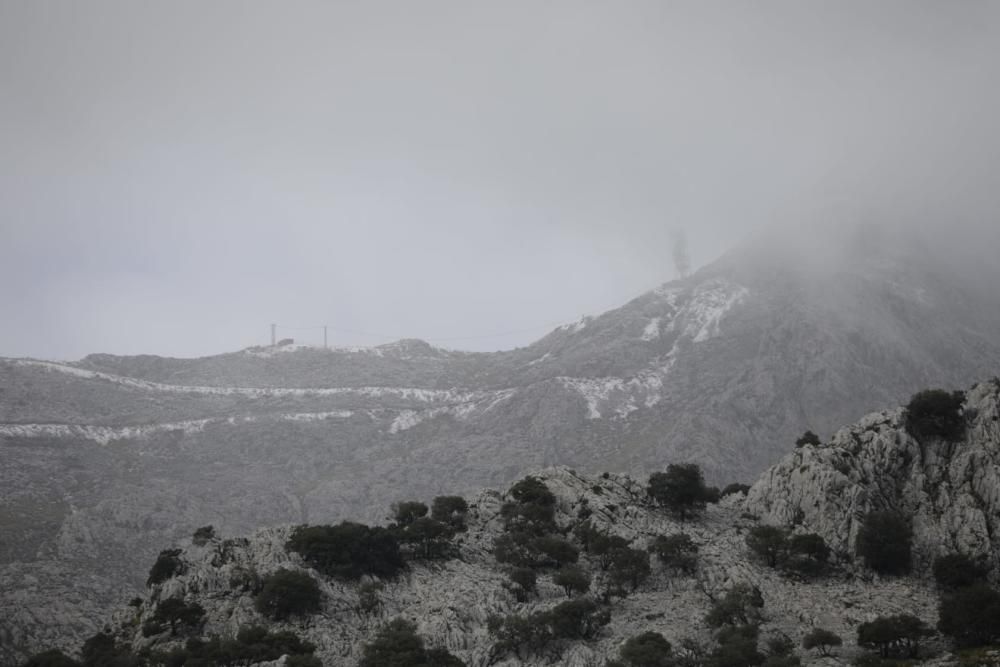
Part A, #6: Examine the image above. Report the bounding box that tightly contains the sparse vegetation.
[802,628,842,656]
[392,500,428,526]
[857,614,931,659]
[745,526,788,567]
[506,567,537,601]
[618,631,674,667]
[647,464,713,520]
[721,483,751,497]
[606,547,651,596]
[145,597,205,636]
[500,476,558,534]
[553,564,591,597]
[254,569,322,620]
[937,583,1000,648]
[650,533,699,574]
[933,553,989,590]
[146,548,185,586]
[431,495,469,532]
[905,389,966,441]
[795,430,821,447]
[19,650,80,667]
[191,525,215,545]
[856,511,912,574]
[707,623,765,667]
[488,598,610,661]
[286,522,406,580]
[359,618,465,667]
[705,584,764,628]
[357,581,384,616]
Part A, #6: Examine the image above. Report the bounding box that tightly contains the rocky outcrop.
[104,468,946,667]
[747,379,1000,576]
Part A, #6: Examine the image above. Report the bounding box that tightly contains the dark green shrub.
[192,525,215,545]
[856,511,912,574]
[647,464,713,520]
[708,624,765,667]
[234,626,317,662]
[650,533,698,574]
[357,581,384,616]
[590,533,630,571]
[547,598,610,640]
[19,650,80,667]
[785,533,830,576]
[174,626,318,666]
[287,522,405,580]
[932,553,989,590]
[620,631,673,667]
[606,547,651,595]
[255,569,321,620]
[802,628,842,656]
[488,598,609,661]
[857,614,930,658]
[150,598,205,636]
[285,656,323,667]
[705,584,764,628]
[745,526,788,567]
[431,495,469,532]
[506,567,537,601]
[531,536,579,568]
[392,501,428,527]
[146,548,185,586]
[795,431,821,447]
[721,483,751,497]
[359,618,464,667]
[398,517,453,560]
[80,632,140,667]
[488,614,553,661]
[553,565,591,597]
[905,389,965,441]
[938,583,1000,647]
[493,531,535,568]
[501,477,557,534]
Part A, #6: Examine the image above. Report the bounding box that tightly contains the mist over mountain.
[3,222,1000,664]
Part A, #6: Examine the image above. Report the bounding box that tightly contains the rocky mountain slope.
[3,228,1000,664]
[747,379,1000,577]
[7,378,1000,666]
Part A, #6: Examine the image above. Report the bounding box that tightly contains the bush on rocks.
[254,569,321,620]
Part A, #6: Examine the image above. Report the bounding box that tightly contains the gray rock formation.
[110,467,942,667]
[747,379,1000,577]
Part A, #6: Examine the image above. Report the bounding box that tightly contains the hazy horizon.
[3,1,999,359]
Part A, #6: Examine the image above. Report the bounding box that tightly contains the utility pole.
[271,323,276,347]
[324,325,328,350]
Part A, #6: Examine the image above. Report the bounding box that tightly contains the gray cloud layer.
[2,1,998,358]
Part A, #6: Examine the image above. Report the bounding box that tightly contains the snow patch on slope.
[388,390,516,433]
[9,360,487,403]
[641,318,661,341]
[0,411,358,445]
[679,281,749,343]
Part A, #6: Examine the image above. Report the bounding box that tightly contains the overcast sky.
[2,1,999,359]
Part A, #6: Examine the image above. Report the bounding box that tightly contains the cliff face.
[747,379,1000,577]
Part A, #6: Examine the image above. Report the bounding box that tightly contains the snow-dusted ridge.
[0,411,357,446]
[7,359,486,403]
